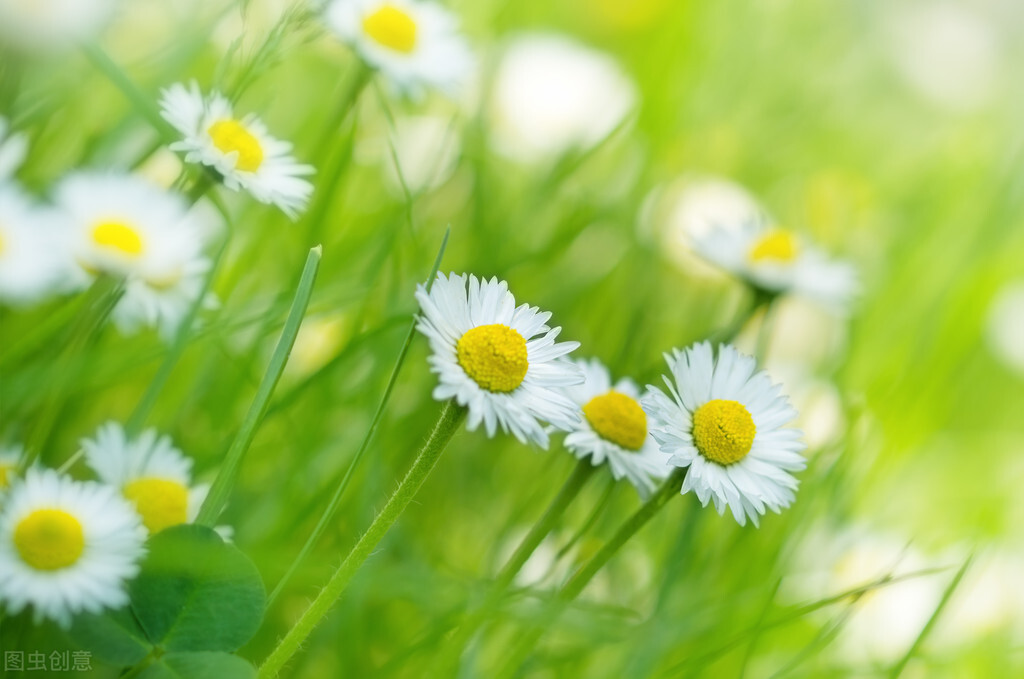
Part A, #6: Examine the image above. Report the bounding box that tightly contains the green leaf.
[138,652,255,679]
[65,608,152,666]
[130,524,265,653]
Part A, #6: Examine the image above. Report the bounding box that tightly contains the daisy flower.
[81,422,211,535]
[691,219,858,310]
[0,185,69,306]
[0,468,146,627]
[159,82,314,219]
[54,171,213,337]
[559,358,670,498]
[0,116,28,180]
[642,342,806,527]
[324,0,474,96]
[415,273,583,448]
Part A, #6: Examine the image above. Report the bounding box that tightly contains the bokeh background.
[2,0,1023,676]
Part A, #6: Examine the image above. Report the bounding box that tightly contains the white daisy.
[415,272,583,448]
[0,184,70,306]
[691,219,858,310]
[0,0,117,52]
[0,116,28,180]
[490,33,636,163]
[0,468,146,627]
[53,171,213,337]
[324,0,474,96]
[559,358,670,498]
[159,82,314,219]
[642,342,806,527]
[81,421,210,536]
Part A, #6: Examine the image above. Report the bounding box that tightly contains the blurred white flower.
[0,185,69,306]
[886,2,1001,112]
[82,421,213,536]
[0,116,28,181]
[0,0,117,52]
[692,219,858,312]
[559,357,670,499]
[54,171,214,339]
[0,468,146,628]
[489,33,636,163]
[0,445,22,492]
[643,342,806,527]
[325,0,474,97]
[160,82,314,219]
[415,272,583,448]
[985,281,1024,374]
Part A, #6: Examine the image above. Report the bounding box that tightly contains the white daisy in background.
[54,171,214,338]
[642,342,806,527]
[0,445,23,492]
[81,421,210,536]
[0,116,28,180]
[489,33,636,164]
[159,82,314,219]
[324,0,474,96]
[415,272,583,448]
[0,468,146,627]
[691,219,858,311]
[0,185,69,306]
[0,0,117,52]
[559,357,669,498]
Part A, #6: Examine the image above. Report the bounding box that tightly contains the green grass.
[2,0,1023,677]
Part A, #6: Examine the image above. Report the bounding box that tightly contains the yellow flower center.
[362,5,418,53]
[14,509,85,571]
[123,478,190,534]
[749,229,799,263]
[91,220,144,257]
[0,230,6,256]
[692,399,756,465]
[456,323,529,393]
[583,390,647,451]
[208,119,264,172]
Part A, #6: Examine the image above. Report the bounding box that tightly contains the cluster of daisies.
[416,273,807,526]
[0,423,212,627]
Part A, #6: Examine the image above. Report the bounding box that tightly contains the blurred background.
[2,0,1023,676]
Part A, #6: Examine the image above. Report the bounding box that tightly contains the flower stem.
[498,467,687,678]
[258,400,467,679]
[432,458,598,674]
[266,227,450,605]
[195,245,322,526]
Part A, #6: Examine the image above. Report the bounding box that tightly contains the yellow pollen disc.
[92,221,144,257]
[583,391,647,451]
[456,323,529,393]
[749,229,799,263]
[123,478,189,534]
[692,399,756,465]
[362,5,418,53]
[208,119,264,172]
[0,230,6,255]
[14,509,85,571]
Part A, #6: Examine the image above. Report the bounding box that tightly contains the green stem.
[21,276,123,469]
[82,43,176,142]
[498,468,687,678]
[266,227,450,604]
[258,400,467,679]
[432,458,597,675]
[195,246,322,526]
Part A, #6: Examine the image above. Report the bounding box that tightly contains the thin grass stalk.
[258,400,467,678]
[266,227,450,604]
[195,245,322,526]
